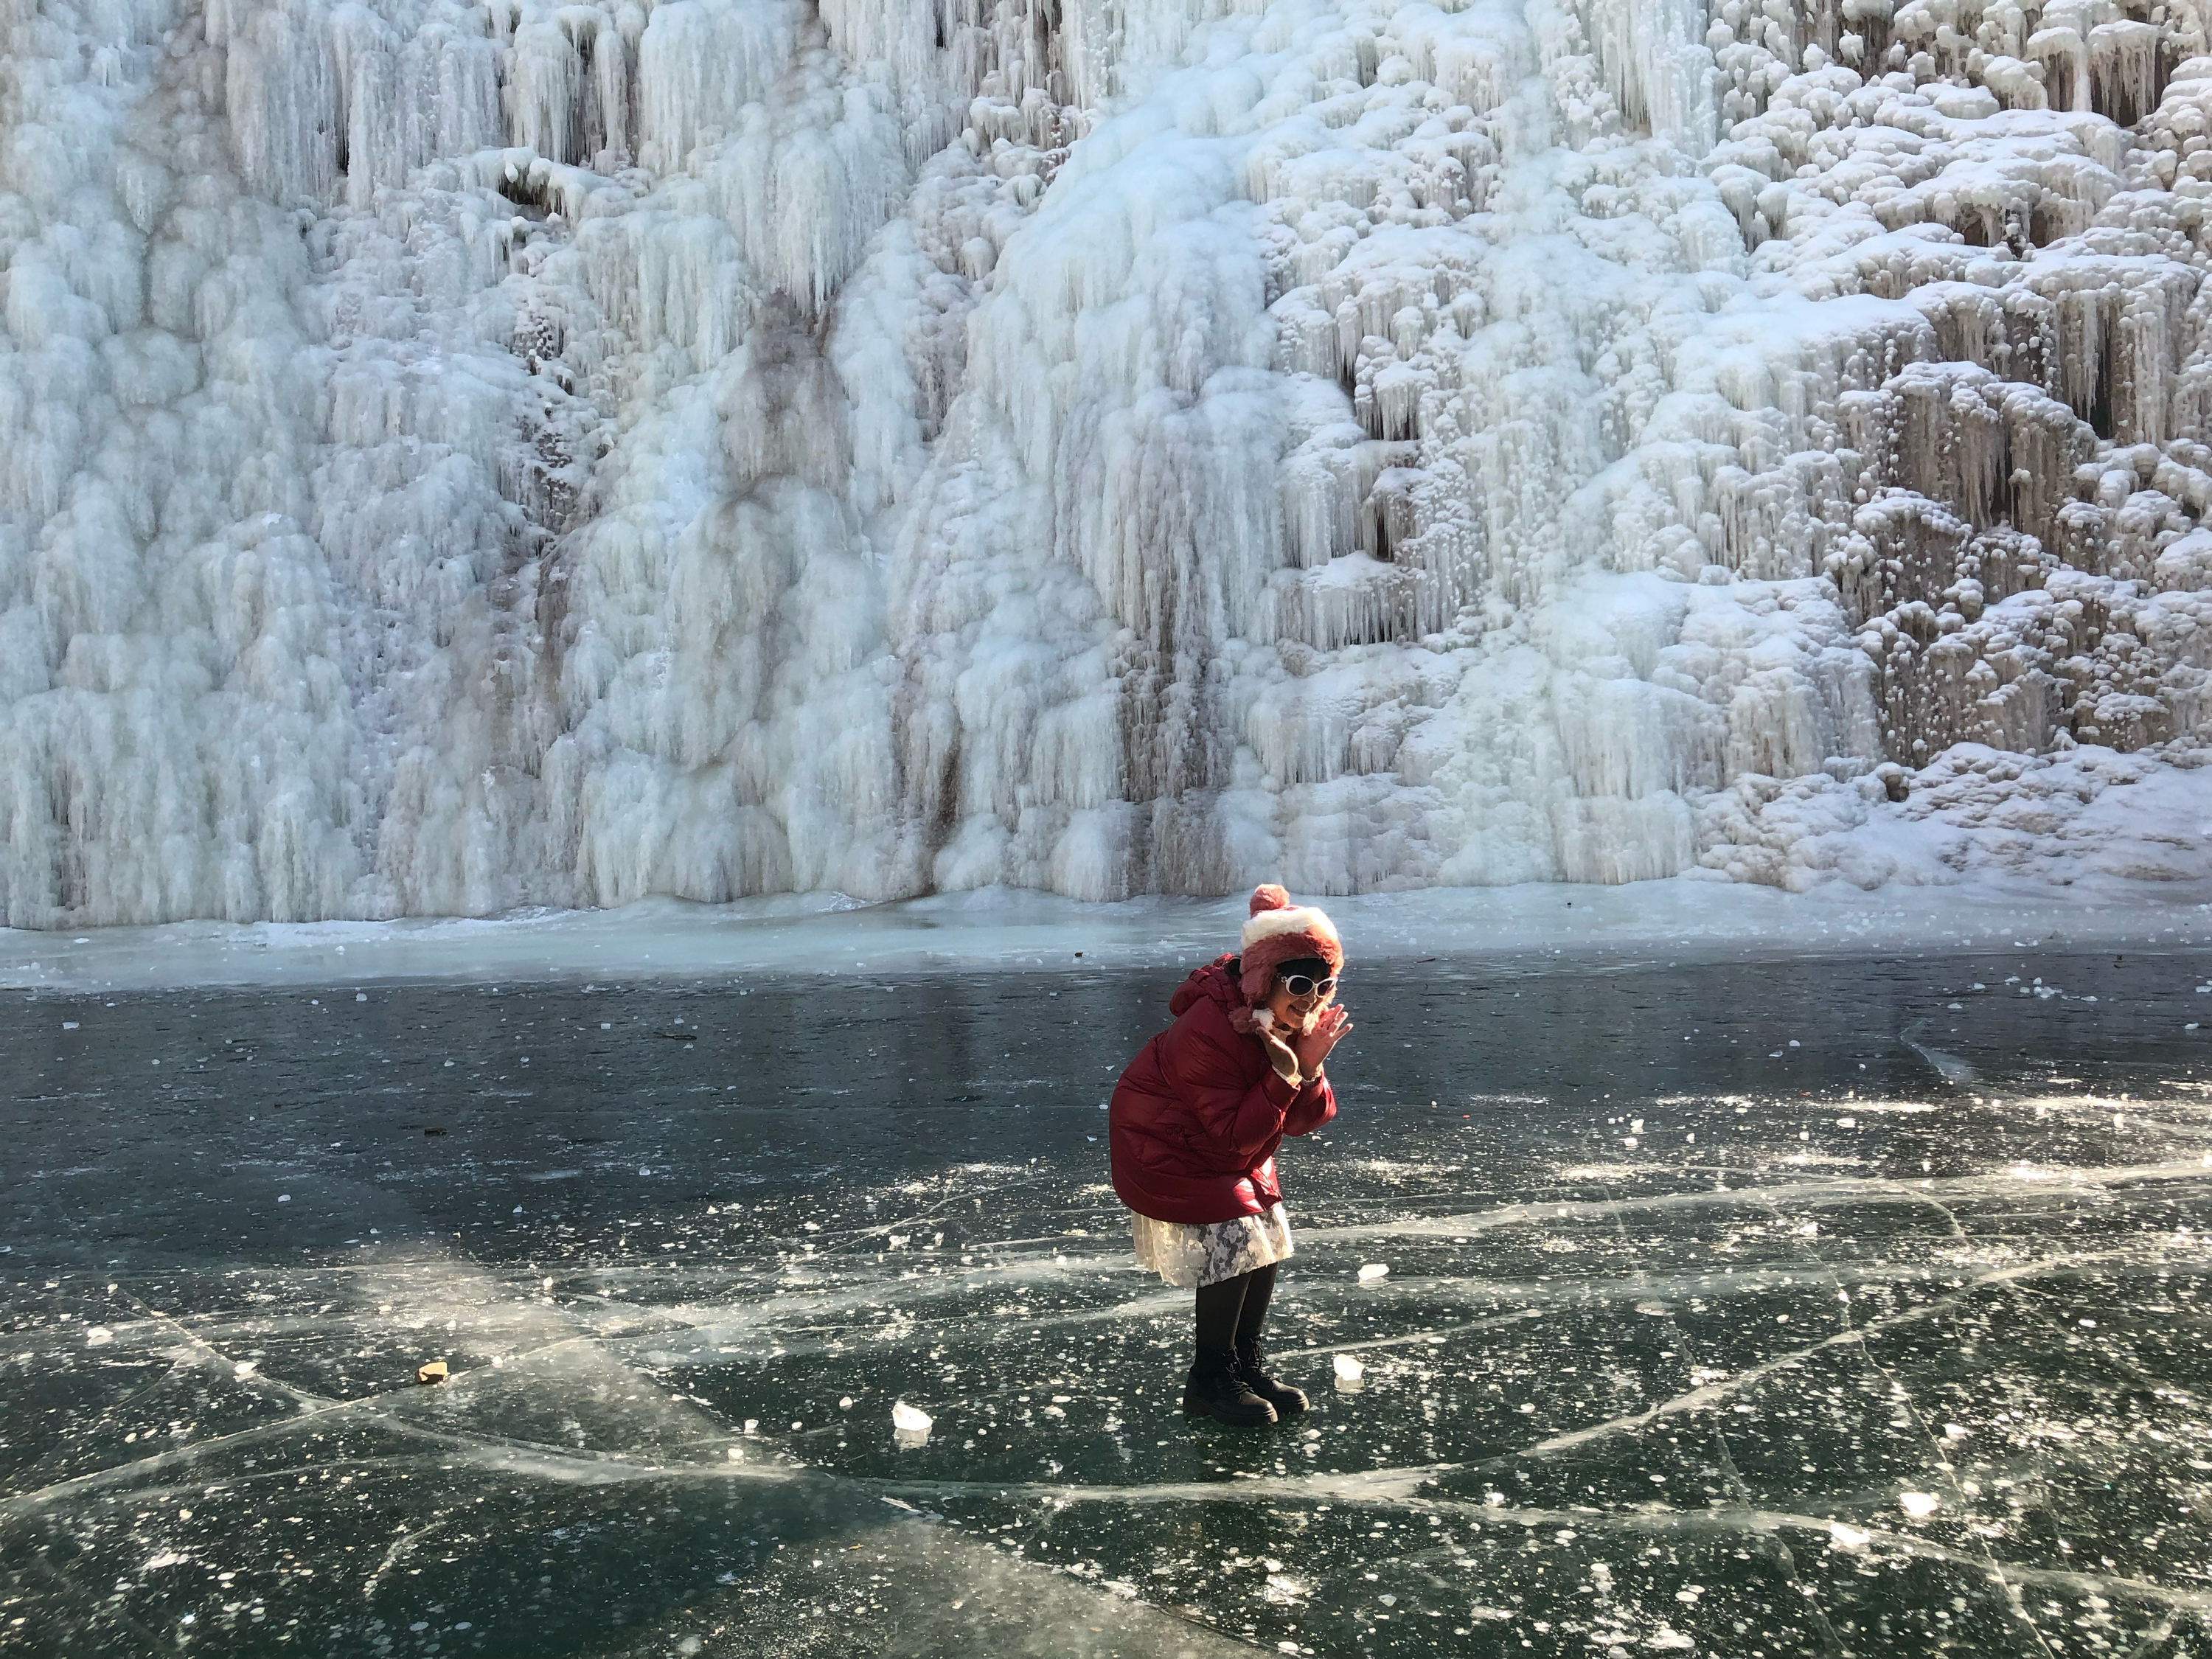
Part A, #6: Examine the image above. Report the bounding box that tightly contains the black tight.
[1194,1262,1277,1352]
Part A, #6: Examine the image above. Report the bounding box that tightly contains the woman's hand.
[1257,1020,1303,1084]
[1291,1004,1352,1077]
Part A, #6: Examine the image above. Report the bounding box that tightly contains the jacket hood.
[1167,955,1245,1018]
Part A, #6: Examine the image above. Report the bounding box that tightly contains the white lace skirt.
[1131,1204,1294,1288]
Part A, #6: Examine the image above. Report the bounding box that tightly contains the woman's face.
[1265,968,1338,1034]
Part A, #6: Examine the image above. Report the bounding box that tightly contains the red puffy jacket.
[1108,956,1337,1224]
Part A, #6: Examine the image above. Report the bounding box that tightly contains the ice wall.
[1,0,2209,925]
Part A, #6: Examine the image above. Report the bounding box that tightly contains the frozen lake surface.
[4,949,2211,1657]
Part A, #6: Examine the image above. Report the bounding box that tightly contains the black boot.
[1183,1346,1277,1427]
[1236,1338,1308,1416]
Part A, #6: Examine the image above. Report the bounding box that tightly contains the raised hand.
[1258,1020,1302,1082]
[1291,1004,1352,1077]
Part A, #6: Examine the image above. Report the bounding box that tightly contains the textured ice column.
[0,0,386,924]
[1579,0,1720,153]
[10,0,2212,923]
[888,46,1296,895]
[634,0,798,173]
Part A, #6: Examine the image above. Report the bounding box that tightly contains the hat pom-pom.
[1248,883,1291,917]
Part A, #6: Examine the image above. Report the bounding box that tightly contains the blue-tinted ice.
[4,952,2209,1656]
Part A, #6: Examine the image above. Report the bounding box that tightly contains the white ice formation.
[4,0,2212,925]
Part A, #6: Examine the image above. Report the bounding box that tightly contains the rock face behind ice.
[4,0,2212,925]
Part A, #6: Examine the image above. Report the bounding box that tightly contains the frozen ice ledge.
[4,0,2212,927]
[5,877,2212,988]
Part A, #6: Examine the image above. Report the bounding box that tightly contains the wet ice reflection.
[3,952,2209,1656]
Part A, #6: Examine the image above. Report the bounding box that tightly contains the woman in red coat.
[1109,885,1352,1425]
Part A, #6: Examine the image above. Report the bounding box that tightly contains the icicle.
[6,0,2212,926]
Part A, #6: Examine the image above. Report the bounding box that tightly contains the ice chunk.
[1357,1263,1389,1282]
[1898,1492,1940,1518]
[84,1327,112,1347]
[1332,1354,1364,1381]
[892,1400,932,1446]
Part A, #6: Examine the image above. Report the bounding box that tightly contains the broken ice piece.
[891,1401,932,1446]
[1332,1354,1364,1381]
[84,1326,113,1347]
[1356,1263,1388,1281]
[233,1360,257,1378]
[1828,1522,1871,1551]
[415,1360,449,1385]
[1897,1492,1938,1519]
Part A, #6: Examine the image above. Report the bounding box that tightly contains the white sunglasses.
[1280,973,1337,997]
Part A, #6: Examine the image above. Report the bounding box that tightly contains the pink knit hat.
[1237,883,1343,1005]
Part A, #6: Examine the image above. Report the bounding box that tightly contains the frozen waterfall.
[2,0,2211,925]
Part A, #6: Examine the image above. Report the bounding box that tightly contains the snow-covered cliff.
[2,0,2209,925]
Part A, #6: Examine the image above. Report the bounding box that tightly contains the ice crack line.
[862,1464,1458,1509]
[1408,1500,2212,1616]
[1581,1166,1865,1655]
[1747,1187,2061,1659]
[1487,1249,2137,1463]
[1303,1158,2212,1242]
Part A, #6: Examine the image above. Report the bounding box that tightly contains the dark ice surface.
[4,948,2211,1658]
